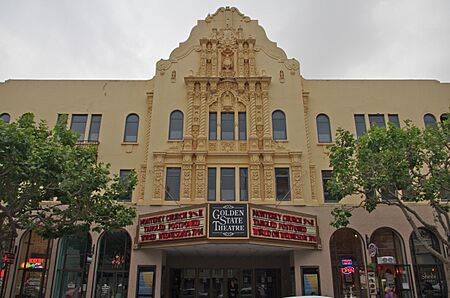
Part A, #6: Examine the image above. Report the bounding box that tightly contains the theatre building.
[1,6,449,298]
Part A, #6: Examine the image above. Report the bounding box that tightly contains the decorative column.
[249,153,261,202]
[197,82,208,151]
[303,91,318,202]
[262,153,274,202]
[249,82,258,151]
[290,152,304,205]
[194,153,207,201]
[181,153,193,202]
[152,152,166,202]
[261,80,272,150]
[137,92,153,203]
[184,82,194,151]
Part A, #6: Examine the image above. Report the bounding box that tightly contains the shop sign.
[342,259,353,266]
[2,252,14,264]
[341,266,355,274]
[250,206,318,244]
[209,204,248,238]
[138,206,206,243]
[25,258,45,269]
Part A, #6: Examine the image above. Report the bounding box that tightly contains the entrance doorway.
[168,268,281,298]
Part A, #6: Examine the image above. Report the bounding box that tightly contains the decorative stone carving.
[263,167,274,200]
[309,164,317,201]
[290,152,302,201]
[171,70,176,82]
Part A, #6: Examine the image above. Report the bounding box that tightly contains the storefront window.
[330,228,367,298]
[14,231,52,297]
[370,227,413,298]
[54,233,92,298]
[95,230,131,298]
[410,228,447,298]
[0,239,14,297]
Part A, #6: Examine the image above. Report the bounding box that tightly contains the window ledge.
[121,142,139,145]
[317,142,334,146]
[167,139,184,142]
[274,140,288,143]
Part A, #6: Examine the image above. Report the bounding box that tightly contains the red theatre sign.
[250,206,318,245]
[139,206,206,243]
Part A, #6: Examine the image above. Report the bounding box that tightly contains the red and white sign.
[250,207,318,244]
[139,207,206,243]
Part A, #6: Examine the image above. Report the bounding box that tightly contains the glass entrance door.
[169,268,281,298]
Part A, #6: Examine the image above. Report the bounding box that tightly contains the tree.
[328,118,449,266]
[0,113,137,257]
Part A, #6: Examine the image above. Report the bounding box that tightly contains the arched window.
[440,113,448,123]
[0,113,10,123]
[330,228,366,298]
[370,228,413,297]
[423,113,437,128]
[410,228,447,297]
[316,114,332,143]
[14,231,53,297]
[54,233,92,298]
[272,110,287,140]
[123,114,139,142]
[95,230,131,298]
[169,110,184,140]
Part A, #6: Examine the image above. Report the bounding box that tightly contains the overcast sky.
[1,0,449,82]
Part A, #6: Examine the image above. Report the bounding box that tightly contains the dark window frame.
[354,114,367,138]
[239,168,248,201]
[168,110,184,140]
[165,167,181,201]
[124,113,140,143]
[238,112,247,140]
[209,112,217,140]
[368,114,386,128]
[208,168,216,201]
[221,112,235,140]
[272,110,287,140]
[275,168,291,201]
[322,170,336,203]
[0,113,11,124]
[316,114,332,143]
[70,114,88,142]
[388,114,400,128]
[220,168,236,201]
[88,114,102,142]
[119,169,133,202]
[424,113,437,128]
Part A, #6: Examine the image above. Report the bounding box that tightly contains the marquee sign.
[137,204,319,247]
[138,206,206,243]
[250,206,318,245]
[209,204,248,238]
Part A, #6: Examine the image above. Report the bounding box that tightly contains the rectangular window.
[209,112,217,140]
[321,170,336,203]
[301,267,321,296]
[388,114,400,128]
[354,114,367,137]
[70,114,88,142]
[136,266,156,298]
[381,186,397,202]
[369,114,386,128]
[220,168,235,201]
[88,114,102,142]
[119,169,132,202]
[165,168,181,201]
[239,168,248,201]
[221,112,234,140]
[275,168,290,201]
[57,113,68,126]
[208,168,216,201]
[238,112,247,140]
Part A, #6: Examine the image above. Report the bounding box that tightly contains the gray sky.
[1,0,449,82]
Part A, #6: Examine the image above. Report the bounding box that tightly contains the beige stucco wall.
[1,6,449,298]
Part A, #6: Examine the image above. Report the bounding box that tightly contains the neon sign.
[341,266,355,275]
[342,259,353,266]
[24,258,45,269]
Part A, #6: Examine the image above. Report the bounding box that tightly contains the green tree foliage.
[328,118,449,265]
[0,113,136,255]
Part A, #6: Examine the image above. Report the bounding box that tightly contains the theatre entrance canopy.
[136,204,321,250]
